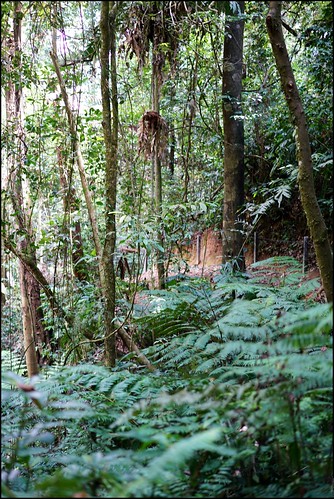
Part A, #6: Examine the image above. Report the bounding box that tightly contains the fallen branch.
[115,321,156,372]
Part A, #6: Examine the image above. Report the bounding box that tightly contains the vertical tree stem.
[266,1,333,302]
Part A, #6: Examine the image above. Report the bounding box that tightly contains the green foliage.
[243,1,333,235]
[1,350,26,380]
[2,259,332,498]
[1,1,333,497]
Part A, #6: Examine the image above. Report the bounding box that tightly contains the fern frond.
[1,350,26,379]
[250,256,302,270]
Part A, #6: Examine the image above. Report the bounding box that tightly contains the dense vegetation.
[2,258,333,497]
[2,259,332,497]
[1,1,333,497]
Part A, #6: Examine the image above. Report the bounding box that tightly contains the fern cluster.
[1,350,26,381]
[1,258,332,498]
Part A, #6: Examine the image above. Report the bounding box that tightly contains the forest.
[1,1,333,497]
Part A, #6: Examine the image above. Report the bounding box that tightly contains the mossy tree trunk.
[100,0,118,366]
[5,1,44,376]
[50,4,151,368]
[222,1,245,271]
[266,1,333,303]
[152,29,165,290]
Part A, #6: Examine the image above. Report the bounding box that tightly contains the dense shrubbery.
[2,258,332,498]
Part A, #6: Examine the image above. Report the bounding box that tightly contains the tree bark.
[266,1,333,303]
[18,260,39,376]
[4,1,50,375]
[3,239,69,324]
[48,4,154,369]
[181,43,199,203]
[222,1,245,271]
[100,0,118,366]
[57,146,87,282]
[152,30,165,290]
[1,252,7,314]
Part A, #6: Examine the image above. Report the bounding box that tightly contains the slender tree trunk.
[222,1,245,271]
[50,4,154,368]
[168,84,176,178]
[181,42,199,202]
[57,146,87,282]
[266,1,333,302]
[151,34,165,290]
[5,1,50,375]
[1,176,9,316]
[100,0,118,366]
[50,33,103,267]
[1,254,7,314]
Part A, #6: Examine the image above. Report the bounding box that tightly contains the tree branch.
[281,19,298,37]
[115,321,156,371]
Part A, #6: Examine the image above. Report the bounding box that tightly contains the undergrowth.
[1,257,333,498]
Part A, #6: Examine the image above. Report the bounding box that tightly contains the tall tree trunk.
[100,0,118,366]
[5,1,50,375]
[181,39,199,203]
[222,1,245,271]
[1,254,7,314]
[50,3,154,368]
[152,31,165,290]
[266,1,333,303]
[1,180,9,317]
[51,20,112,361]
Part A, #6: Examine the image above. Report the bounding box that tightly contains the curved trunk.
[266,1,333,302]
[50,49,103,268]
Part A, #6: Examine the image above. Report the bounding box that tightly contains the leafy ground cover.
[1,257,332,498]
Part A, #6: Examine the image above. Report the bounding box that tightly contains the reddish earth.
[140,229,321,292]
